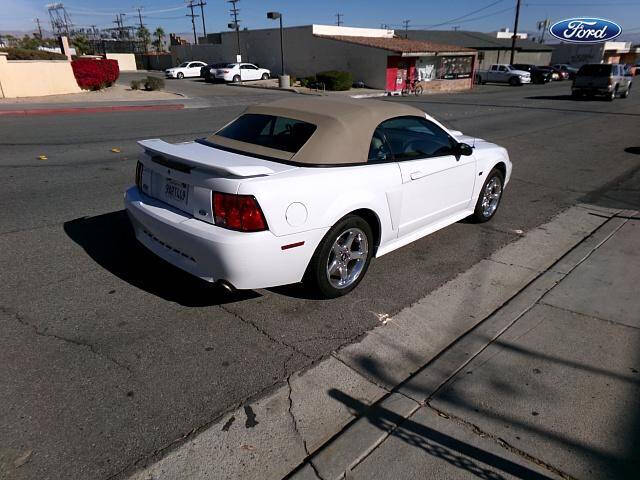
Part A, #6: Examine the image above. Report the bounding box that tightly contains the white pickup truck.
[476,64,531,86]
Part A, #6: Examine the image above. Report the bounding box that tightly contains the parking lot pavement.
[118,71,289,108]
[0,80,639,480]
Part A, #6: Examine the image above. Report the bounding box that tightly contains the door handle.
[410,171,427,180]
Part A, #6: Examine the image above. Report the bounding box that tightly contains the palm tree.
[137,26,151,53]
[153,27,165,53]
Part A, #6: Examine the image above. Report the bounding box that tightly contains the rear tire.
[305,215,373,298]
[471,168,504,223]
[261,73,269,80]
[621,84,631,98]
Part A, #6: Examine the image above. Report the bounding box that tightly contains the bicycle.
[401,76,424,96]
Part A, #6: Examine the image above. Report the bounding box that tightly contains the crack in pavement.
[217,304,312,360]
[425,402,576,480]
[3,306,133,376]
[286,375,325,480]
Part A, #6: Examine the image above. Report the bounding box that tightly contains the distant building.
[170,34,189,46]
[405,30,553,69]
[174,25,477,92]
[495,28,528,40]
[551,41,640,67]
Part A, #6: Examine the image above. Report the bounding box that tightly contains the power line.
[335,13,343,26]
[426,0,505,28]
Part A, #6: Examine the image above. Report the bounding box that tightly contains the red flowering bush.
[71,58,120,90]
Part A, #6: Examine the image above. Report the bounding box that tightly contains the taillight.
[135,161,143,189]
[213,192,268,232]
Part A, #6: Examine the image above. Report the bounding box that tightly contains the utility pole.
[136,7,144,30]
[228,0,241,61]
[335,13,343,26]
[195,0,207,39]
[452,25,459,31]
[402,19,410,38]
[509,0,522,65]
[186,1,199,45]
[34,18,43,39]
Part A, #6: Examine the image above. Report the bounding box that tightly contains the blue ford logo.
[549,18,622,43]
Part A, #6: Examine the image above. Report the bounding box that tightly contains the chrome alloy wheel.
[326,228,368,289]
[481,176,502,218]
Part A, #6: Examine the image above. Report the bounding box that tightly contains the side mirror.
[455,142,473,157]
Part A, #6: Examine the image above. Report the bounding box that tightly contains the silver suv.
[572,63,632,101]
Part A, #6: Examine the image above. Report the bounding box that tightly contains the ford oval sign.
[549,18,622,43]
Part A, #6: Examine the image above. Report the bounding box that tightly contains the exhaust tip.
[217,280,235,293]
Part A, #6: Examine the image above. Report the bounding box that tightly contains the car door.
[487,65,499,82]
[189,62,204,77]
[379,116,477,237]
[497,65,509,81]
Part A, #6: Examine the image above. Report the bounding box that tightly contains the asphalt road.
[1,80,639,480]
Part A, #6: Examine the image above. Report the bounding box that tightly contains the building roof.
[406,30,553,52]
[316,35,475,55]
[207,97,432,165]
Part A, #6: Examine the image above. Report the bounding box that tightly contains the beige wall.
[105,53,137,71]
[0,53,81,98]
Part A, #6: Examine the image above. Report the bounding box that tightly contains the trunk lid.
[137,139,296,223]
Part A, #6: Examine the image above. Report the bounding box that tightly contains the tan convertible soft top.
[206,96,427,165]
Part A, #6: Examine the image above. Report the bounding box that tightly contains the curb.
[122,203,620,480]
[0,103,185,117]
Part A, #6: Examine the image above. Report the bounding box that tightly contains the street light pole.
[267,11,285,76]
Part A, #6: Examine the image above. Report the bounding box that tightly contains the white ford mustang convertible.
[125,97,512,297]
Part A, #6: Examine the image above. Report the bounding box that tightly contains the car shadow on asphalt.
[63,210,259,307]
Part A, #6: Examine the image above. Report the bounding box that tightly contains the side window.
[490,65,497,71]
[368,129,392,163]
[378,116,455,161]
[499,66,508,72]
[248,64,258,69]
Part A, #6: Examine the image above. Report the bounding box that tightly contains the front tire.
[607,89,616,101]
[177,72,184,79]
[261,73,269,80]
[232,75,241,83]
[305,215,373,298]
[509,76,520,86]
[471,168,504,223]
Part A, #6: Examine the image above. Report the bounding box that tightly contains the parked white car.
[214,63,271,82]
[125,97,512,297]
[477,64,532,85]
[165,61,207,79]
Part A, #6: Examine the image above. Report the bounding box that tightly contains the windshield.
[215,114,317,153]
[225,63,237,68]
[578,64,612,77]
[178,62,189,67]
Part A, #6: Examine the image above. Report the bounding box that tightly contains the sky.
[3,0,640,41]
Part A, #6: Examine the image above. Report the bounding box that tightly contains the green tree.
[153,27,165,53]
[72,35,90,55]
[19,34,41,50]
[137,26,150,52]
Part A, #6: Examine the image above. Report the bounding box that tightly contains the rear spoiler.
[138,139,282,177]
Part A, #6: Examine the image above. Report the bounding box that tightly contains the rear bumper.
[572,85,612,95]
[124,187,326,289]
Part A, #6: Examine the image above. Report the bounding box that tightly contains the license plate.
[164,178,188,207]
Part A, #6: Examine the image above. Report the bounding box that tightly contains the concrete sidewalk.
[295,211,640,480]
